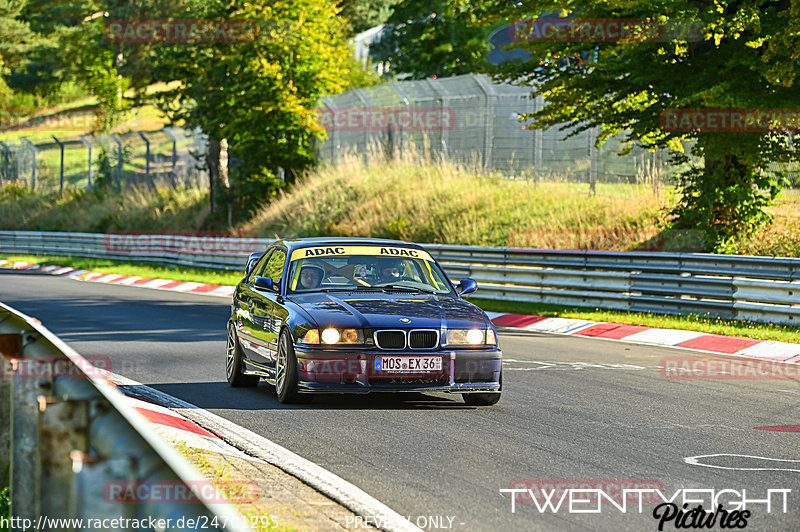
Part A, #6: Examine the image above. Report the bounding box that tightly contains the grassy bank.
[0,183,209,233]
[245,152,672,249]
[3,254,798,344]
[1,150,799,255]
[243,152,800,256]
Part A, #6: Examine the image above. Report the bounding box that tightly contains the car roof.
[274,237,428,251]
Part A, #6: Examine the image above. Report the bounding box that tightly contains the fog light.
[321,328,340,344]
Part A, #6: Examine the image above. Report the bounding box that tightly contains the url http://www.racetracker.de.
[1,514,280,530]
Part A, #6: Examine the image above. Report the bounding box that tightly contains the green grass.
[0,183,210,233]
[245,149,673,249]
[3,254,797,345]
[244,149,800,256]
[2,255,243,286]
[473,298,800,344]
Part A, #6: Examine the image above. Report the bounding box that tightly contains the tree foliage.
[339,0,397,36]
[151,0,356,222]
[486,0,800,250]
[373,0,493,79]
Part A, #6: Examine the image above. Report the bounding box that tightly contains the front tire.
[226,323,260,387]
[275,329,304,403]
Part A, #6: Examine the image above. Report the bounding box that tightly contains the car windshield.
[287,245,453,295]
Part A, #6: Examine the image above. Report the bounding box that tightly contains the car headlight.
[447,328,491,345]
[321,328,340,344]
[303,328,365,345]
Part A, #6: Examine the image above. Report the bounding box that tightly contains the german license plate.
[375,356,442,373]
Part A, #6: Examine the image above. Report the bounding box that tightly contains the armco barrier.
[1,231,799,325]
[0,302,249,531]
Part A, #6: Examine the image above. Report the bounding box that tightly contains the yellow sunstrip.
[290,245,433,262]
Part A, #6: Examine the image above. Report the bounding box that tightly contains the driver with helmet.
[298,262,325,289]
[376,257,405,283]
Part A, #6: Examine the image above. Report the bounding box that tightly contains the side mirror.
[456,278,478,297]
[255,276,279,293]
[245,252,263,276]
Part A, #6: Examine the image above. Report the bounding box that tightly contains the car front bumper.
[294,346,502,394]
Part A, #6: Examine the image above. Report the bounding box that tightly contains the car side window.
[247,250,273,285]
[262,248,287,282]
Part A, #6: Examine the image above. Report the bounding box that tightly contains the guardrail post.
[0,141,9,182]
[53,136,65,194]
[79,135,93,189]
[0,333,22,491]
[38,397,89,519]
[138,131,151,181]
[110,134,123,191]
[9,330,50,522]
[22,137,37,189]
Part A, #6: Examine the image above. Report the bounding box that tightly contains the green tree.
[373,0,492,79]
[339,0,397,36]
[0,0,34,103]
[153,0,356,222]
[486,1,799,251]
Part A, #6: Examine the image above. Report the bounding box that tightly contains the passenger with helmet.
[376,257,405,283]
[298,262,324,289]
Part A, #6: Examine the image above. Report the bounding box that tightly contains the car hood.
[286,292,489,330]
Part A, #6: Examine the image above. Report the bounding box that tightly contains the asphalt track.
[3,269,800,531]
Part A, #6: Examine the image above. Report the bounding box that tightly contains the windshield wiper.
[319,287,357,292]
[380,285,438,294]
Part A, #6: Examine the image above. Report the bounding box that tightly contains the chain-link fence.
[0,127,208,192]
[316,73,800,189]
[3,74,798,192]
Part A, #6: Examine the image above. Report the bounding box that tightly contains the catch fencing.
[1,231,799,325]
[0,127,208,192]
[0,302,248,530]
[316,73,800,188]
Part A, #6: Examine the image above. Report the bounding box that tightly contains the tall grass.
[244,147,671,248]
[0,183,209,233]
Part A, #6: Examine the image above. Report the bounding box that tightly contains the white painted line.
[109,373,422,532]
[684,453,800,473]
[483,311,505,320]
[51,267,76,275]
[622,328,706,346]
[67,269,88,277]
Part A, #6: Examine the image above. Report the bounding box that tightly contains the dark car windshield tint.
[286,245,453,295]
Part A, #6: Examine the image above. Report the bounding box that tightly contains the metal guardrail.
[0,302,249,531]
[1,231,799,325]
